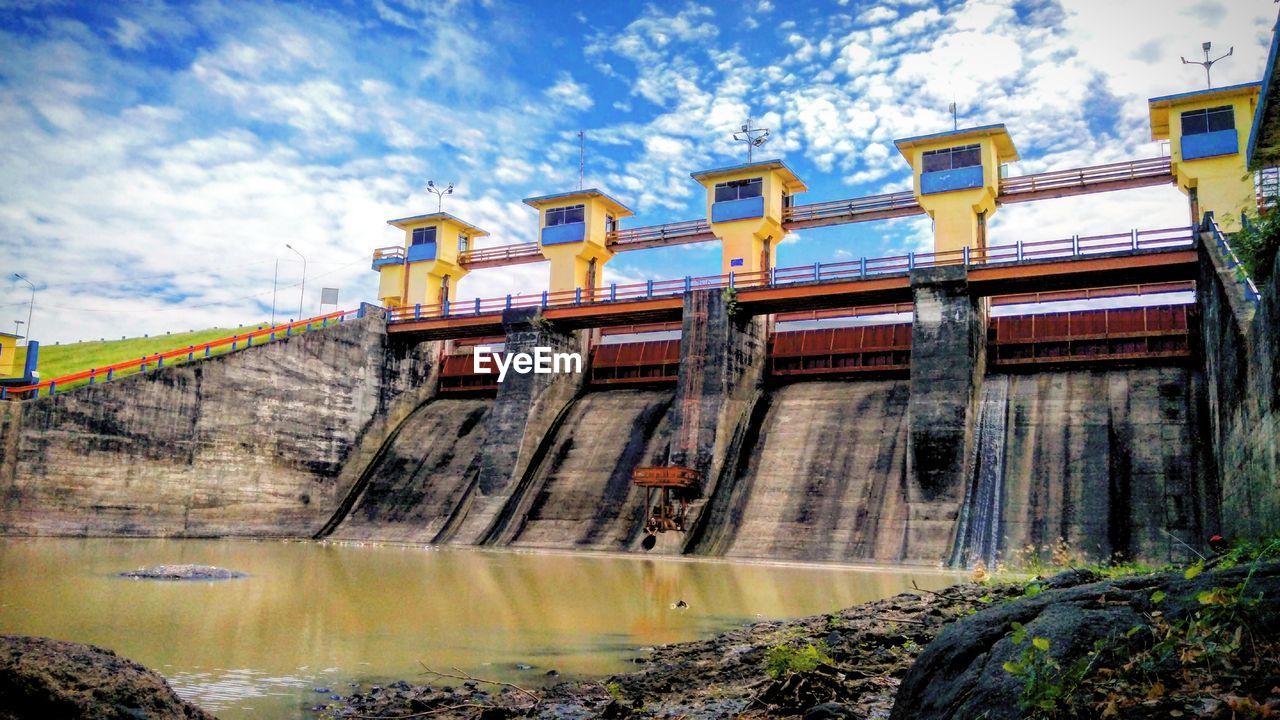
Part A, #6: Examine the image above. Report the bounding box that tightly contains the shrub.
[764,641,832,679]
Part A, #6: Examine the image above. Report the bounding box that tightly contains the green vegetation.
[1002,625,1099,716]
[1001,532,1280,718]
[764,641,832,680]
[0,322,331,392]
[1236,207,1280,284]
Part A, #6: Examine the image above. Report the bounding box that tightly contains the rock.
[119,564,245,580]
[545,669,560,677]
[804,701,854,719]
[890,561,1280,720]
[0,635,214,719]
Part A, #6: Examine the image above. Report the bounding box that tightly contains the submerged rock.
[0,635,214,719]
[119,564,245,580]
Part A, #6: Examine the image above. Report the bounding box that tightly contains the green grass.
[7,324,274,387]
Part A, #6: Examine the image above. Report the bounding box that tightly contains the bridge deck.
[388,227,1197,340]
[457,157,1175,269]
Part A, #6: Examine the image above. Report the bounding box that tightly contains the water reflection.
[0,539,961,718]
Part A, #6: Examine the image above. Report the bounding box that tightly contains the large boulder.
[0,635,214,719]
[890,562,1280,720]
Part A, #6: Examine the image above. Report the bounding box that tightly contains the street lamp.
[13,273,34,346]
[426,180,454,212]
[285,244,306,320]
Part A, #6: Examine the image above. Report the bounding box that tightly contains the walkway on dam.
[457,156,1175,268]
[388,225,1198,339]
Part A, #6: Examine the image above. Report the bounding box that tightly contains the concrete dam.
[0,226,1275,568]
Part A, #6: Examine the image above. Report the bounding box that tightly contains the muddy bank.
[0,635,214,720]
[323,580,1022,719]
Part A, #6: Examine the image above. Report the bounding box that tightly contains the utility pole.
[271,258,279,326]
[13,273,34,346]
[733,118,770,163]
[949,101,958,131]
[285,244,306,320]
[1182,41,1232,89]
[578,131,585,190]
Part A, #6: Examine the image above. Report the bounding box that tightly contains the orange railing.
[388,226,1196,324]
[1,306,372,400]
[999,157,1172,198]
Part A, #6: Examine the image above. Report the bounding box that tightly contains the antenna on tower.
[578,131,585,190]
[1182,41,1233,89]
[948,101,958,131]
[733,117,770,163]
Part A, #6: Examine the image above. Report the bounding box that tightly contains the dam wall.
[1199,230,1280,540]
[982,369,1210,565]
[0,311,437,537]
[4,236,1277,564]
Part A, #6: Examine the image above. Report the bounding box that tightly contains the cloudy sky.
[0,0,1275,343]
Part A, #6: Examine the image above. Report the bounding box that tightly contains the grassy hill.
[8,324,271,382]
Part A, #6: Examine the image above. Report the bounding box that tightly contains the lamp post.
[13,273,34,346]
[13,320,23,339]
[426,180,454,212]
[285,245,306,320]
[271,259,279,326]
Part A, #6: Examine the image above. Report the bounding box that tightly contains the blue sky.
[0,0,1275,342]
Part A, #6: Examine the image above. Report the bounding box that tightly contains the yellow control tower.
[373,212,489,310]
[895,124,1019,256]
[524,189,633,297]
[691,160,807,276]
[0,332,16,377]
[1149,82,1261,231]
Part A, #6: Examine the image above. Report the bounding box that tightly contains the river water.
[0,538,961,718]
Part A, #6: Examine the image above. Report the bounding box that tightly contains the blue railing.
[387,226,1196,323]
[711,195,765,223]
[1207,217,1261,305]
[921,165,984,194]
[541,222,586,245]
[1182,129,1238,161]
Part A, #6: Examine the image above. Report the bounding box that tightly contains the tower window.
[1180,106,1234,136]
[922,144,981,172]
[546,204,585,227]
[411,226,437,245]
[458,233,469,253]
[714,178,763,202]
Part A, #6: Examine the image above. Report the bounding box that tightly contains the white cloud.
[544,72,593,110]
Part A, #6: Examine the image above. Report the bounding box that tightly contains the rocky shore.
[326,559,1280,720]
[322,580,1024,719]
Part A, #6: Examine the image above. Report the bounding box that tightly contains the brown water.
[0,538,961,718]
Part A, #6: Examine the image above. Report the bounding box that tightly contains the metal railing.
[1257,167,1279,214]
[388,226,1196,324]
[1206,217,1261,305]
[2,306,371,400]
[430,157,1179,269]
[371,246,405,264]
[999,156,1172,198]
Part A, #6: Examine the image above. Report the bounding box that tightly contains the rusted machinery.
[632,465,702,550]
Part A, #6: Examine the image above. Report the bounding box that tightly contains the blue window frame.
[922,144,981,172]
[1181,106,1234,136]
[411,226,437,245]
[545,204,585,227]
[1180,105,1237,160]
[714,178,762,202]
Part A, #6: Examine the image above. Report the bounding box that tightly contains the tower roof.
[894,124,1019,163]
